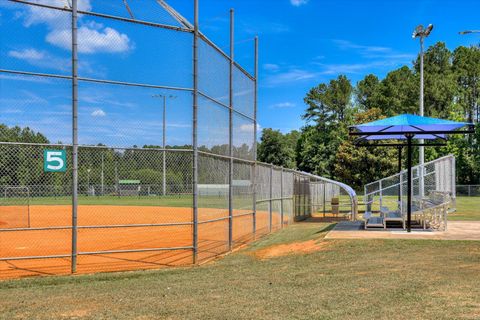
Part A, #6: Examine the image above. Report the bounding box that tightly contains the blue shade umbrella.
[349,114,474,232]
[352,114,471,141]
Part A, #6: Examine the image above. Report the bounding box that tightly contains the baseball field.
[0,195,283,279]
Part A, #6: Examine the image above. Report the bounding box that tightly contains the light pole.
[152,94,177,196]
[412,23,433,199]
[459,30,480,48]
[459,30,480,35]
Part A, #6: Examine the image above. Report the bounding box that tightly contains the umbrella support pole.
[398,146,402,202]
[406,134,413,232]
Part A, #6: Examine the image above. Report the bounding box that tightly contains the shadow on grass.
[301,216,348,223]
[314,223,337,234]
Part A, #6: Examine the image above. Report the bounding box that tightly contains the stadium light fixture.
[152,94,177,196]
[459,30,480,35]
[412,23,433,199]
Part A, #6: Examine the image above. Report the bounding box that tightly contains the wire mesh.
[198,38,229,106]
[364,155,455,230]
[456,185,480,196]
[197,95,229,156]
[197,153,229,261]
[0,0,358,278]
[233,65,255,119]
[233,113,255,161]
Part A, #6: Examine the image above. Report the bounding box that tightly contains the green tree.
[257,128,296,168]
[333,108,398,190]
[453,45,480,123]
[299,75,353,178]
[377,66,418,116]
[304,75,353,124]
[414,42,456,119]
[355,74,381,111]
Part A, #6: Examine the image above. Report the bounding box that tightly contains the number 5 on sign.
[44,150,67,172]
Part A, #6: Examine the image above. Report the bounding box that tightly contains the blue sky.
[181,0,480,133]
[0,0,479,150]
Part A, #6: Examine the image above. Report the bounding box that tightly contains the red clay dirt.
[0,205,281,279]
[252,239,331,260]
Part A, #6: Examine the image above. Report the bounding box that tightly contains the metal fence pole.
[303,177,306,218]
[252,36,258,238]
[323,182,326,217]
[451,156,456,207]
[192,0,199,264]
[71,0,79,274]
[101,153,104,196]
[280,168,284,228]
[228,8,234,251]
[269,164,273,232]
[163,95,167,197]
[379,180,383,208]
[399,171,404,215]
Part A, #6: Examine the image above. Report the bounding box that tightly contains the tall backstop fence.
[0,0,357,278]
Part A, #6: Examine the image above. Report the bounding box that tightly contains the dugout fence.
[0,0,357,278]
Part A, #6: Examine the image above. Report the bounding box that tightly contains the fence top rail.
[457,185,480,187]
[0,141,194,153]
[9,0,193,32]
[364,154,455,189]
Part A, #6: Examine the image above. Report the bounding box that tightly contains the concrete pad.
[325,221,480,241]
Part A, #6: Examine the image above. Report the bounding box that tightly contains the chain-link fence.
[456,185,480,197]
[0,0,357,278]
[364,155,455,229]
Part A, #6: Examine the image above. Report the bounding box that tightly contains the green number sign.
[44,150,67,172]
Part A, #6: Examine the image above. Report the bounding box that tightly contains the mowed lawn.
[0,222,479,319]
[450,196,480,220]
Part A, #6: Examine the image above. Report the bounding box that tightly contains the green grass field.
[1,193,478,220]
[0,222,479,319]
[449,197,480,220]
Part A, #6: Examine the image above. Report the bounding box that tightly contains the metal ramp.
[365,216,384,229]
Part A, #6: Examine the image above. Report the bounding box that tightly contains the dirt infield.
[0,205,281,279]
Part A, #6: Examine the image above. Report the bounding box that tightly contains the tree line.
[258,42,480,190]
[0,122,254,196]
[1,42,479,193]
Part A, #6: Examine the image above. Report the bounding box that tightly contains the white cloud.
[0,90,48,108]
[46,24,132,54]
[8,48,70,72]
[271,102,296,109]
[316,61,394,75]
[263,63,280,71]
[24,0,92,28]
[91,109,106,117]
[0,108,23,114]
[8,48,45,60]
[266,68,317,86]
[315,39,415,75]
[0,74,52,83]
[333,40,390,54]
[290,0,308,6]
[240,123,261,132]
[20,0,132,54]
[332,39,414,61]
